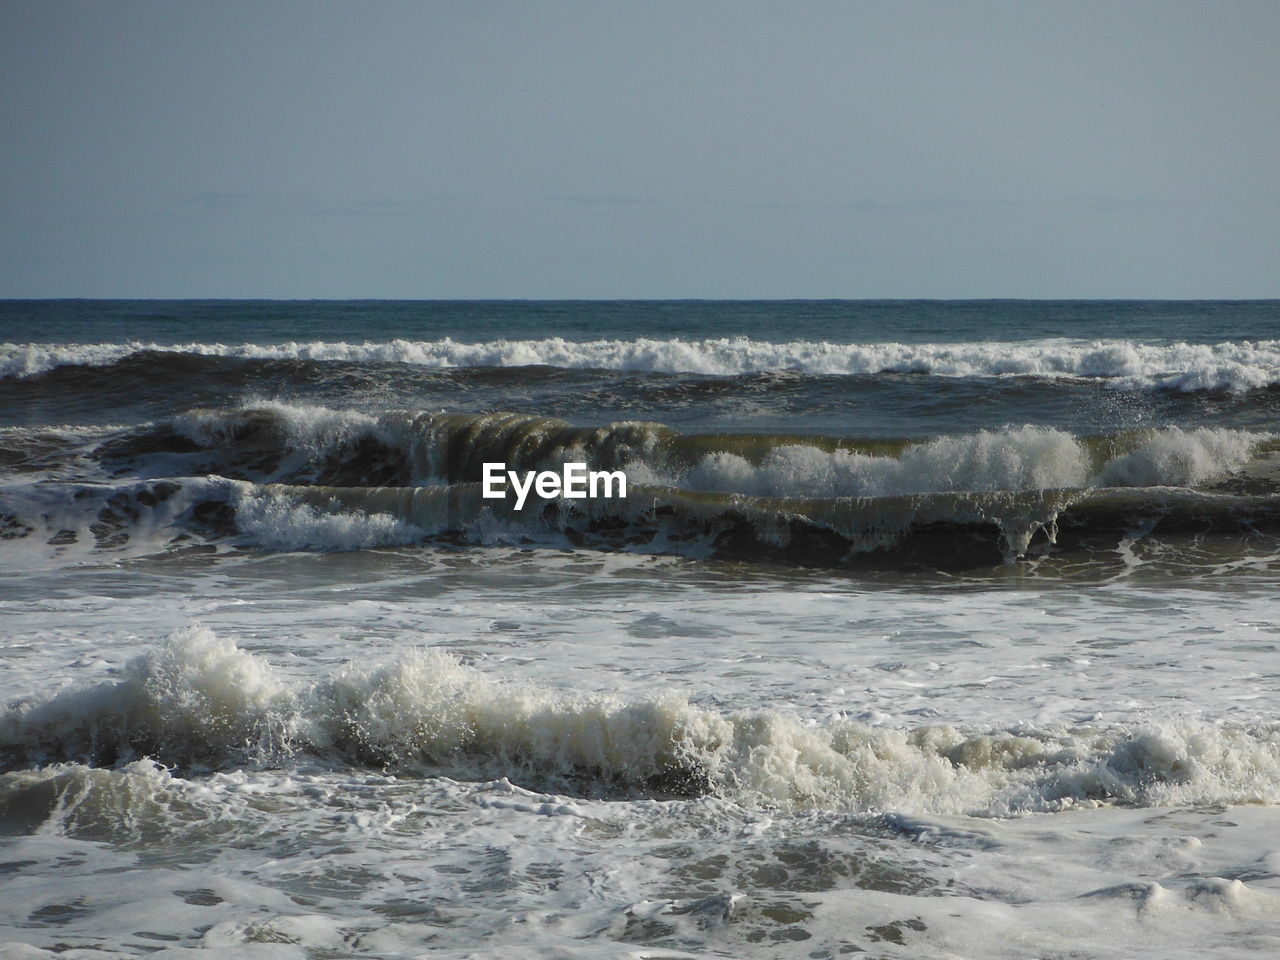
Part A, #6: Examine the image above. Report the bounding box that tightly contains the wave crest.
[5,337,1280,391]
[109,403,1271,497]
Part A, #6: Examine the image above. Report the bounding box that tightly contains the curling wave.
[107,402,1272,495]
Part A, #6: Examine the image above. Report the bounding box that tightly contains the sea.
[2,299,1280,959]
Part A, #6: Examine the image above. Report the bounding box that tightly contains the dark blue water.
[3,299,1278,346]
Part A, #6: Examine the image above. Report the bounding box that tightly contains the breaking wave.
[113,402,1271,495]
[5,337,1280,391]
[6,627,1280,817]
[666,426,1263,498]
[1,405,1275,569]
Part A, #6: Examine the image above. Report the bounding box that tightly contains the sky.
[1,1,1277,299]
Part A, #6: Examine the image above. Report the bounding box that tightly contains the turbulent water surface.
[2,299,1280,959]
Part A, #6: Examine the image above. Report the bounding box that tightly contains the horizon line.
[3,296,1279,304]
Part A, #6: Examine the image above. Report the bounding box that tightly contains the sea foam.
[669,426,1263,498]
[7,628,1280,817]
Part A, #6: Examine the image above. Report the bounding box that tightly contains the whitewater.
[6,334,1280,391]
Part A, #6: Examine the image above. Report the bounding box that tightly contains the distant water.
[3,300,1280,958]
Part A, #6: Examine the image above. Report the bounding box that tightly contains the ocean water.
[2,299,1280,959]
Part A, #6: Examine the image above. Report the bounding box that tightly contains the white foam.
[5,337,1280,391]
[230,484,426,552]
[174,401,386,460]
[0,625,297,769]
[678,426,1092,497]
[0,342,140,378]
[10,628,1280,817]
[0,474,430,562]
[1099,427,1262,488]
[671,426,1263,498]
[5,756,1279,959]
[315,649,731,786]
[0,476,231,569]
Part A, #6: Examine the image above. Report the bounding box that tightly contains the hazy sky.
[2,1,1277,298]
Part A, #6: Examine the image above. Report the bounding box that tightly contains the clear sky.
[2,1,1277,299]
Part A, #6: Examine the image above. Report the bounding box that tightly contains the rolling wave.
[5,337,1280,391]
[124,403,1271,495]
[6,626,1280,816]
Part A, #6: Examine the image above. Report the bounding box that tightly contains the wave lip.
[111,402,1274,495]
[5,337,1280,391]
[8,628,1280,816]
